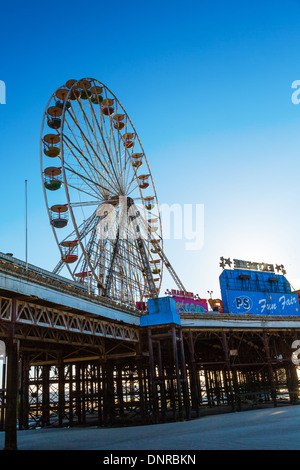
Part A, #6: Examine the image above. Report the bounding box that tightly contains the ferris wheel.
[40,78,185,308]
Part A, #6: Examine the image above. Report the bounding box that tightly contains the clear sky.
[1,0,300,300]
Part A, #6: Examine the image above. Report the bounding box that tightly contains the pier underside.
[1,302,299,436]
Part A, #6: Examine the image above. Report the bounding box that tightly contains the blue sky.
[1,0,300,299]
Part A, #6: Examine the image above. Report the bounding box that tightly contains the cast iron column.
[4,298,19,450]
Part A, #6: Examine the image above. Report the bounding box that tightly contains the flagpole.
[25,179,28,271]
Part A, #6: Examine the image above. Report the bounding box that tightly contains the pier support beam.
[220,332,240,410]
[4,299,18,450]
[103,360,115,426]
[42,364,50,427]
[136,344,146,423]
[19,355,29,430]
[146,324,190,423]
[186,331,200,416]
[58,357,65,427]
[261,332,277,407]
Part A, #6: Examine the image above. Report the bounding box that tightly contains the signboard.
[220,257,286,275]
[174,295,208,314]
[233,259,275,272]
[227,290,300,316]
[166,289,195,299]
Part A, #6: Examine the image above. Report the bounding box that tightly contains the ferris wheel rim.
[40,89,76,282]
[41,77,164,301]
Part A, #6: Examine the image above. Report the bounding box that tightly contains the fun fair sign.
[227,290,299,316]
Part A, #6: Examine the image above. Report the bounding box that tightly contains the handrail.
[0,252,88,292]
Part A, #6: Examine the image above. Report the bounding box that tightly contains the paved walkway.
[0,406,299,450]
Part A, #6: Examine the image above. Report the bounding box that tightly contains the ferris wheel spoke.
[65,107,105,179]
[63,129,103,183]
[124,153,144,190]
[89,96,125,195]
[63,133,119,197]
[66,177,102,201]
[99,100,124,184]
[69,200,100,208]
[98,130,124,196]
[65,161,117,202]
[83,95,124,194]
[75,100,112,182]
[71,97,121,191]
[66,107,123,197]
[126,181,140,198]
[64,163,113,199]
[76,94,98,143]
[112,143,136,194]
[113,125,137,192]
[65,110,109,181]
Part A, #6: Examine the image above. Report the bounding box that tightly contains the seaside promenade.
[0,406,299,451]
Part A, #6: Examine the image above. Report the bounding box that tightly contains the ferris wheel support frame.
[136,207,186,293]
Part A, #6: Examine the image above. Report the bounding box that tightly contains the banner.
[226,290,300,316]
[174,296,208,314]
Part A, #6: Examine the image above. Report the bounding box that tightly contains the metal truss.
[0,296,139,345]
